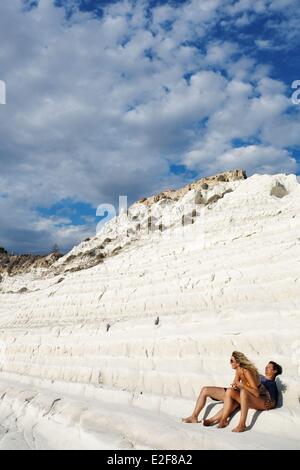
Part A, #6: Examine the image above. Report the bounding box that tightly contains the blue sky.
[0,0,300,254]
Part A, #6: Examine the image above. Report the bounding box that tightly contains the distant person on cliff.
[182,352,281,432]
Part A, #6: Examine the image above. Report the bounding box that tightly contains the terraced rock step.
[0,378,299,450]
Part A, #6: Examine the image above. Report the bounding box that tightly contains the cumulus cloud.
[0,0,299,253]
[204,145,297,175]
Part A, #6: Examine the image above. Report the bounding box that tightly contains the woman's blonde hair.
[232,351,259,379]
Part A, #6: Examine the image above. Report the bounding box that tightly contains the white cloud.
[255,39,272,49]
[0,0,299,253]
[183,72,299,173]
[186,145,297,175]
[205,41,238,66]
[215,145,297,174]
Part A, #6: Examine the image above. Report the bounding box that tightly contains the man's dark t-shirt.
[260,376,279,406]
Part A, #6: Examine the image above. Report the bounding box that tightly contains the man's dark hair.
[269,361,282,377]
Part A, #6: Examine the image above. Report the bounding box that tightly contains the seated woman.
[204,359,282,432]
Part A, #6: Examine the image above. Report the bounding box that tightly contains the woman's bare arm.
[230,370,240,389]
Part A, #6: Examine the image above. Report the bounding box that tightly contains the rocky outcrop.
[271,181,289,198]
[137,169,246,206]
[0,252,62,276]
[50,169,247,274]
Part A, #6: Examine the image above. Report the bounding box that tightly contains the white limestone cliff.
[0,171,299,449]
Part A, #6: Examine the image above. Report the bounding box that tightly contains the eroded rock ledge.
[137,169,247,205]
[0,252,62,277]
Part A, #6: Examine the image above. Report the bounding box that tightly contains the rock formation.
[0,170,299,450]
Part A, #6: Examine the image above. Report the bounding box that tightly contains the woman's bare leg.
[217,389,241,428]
[182,387,226,423]
[203,401,240,426]
[232,389,266,432]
